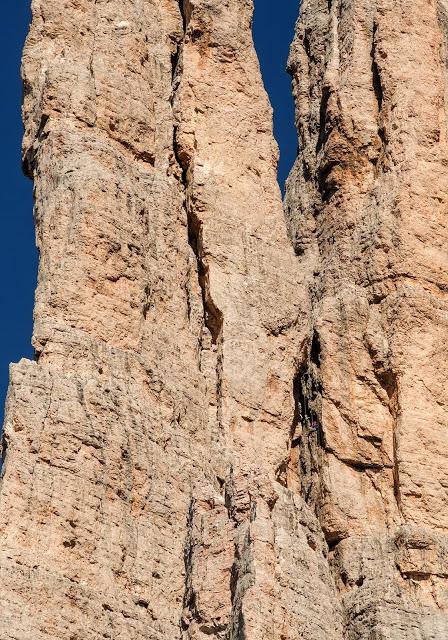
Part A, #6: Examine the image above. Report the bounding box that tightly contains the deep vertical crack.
[186,211,224,346]
[297,331,324,506]
[181,498,199,638]
[371,24,383,114]
[172,1,186,84]
[0,432,8,478]
[89,0,98,126]
[316,87,330,153]
[371,21,386,156]
[278,331,324,501]
[172,7,227,635]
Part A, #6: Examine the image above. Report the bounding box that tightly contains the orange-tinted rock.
[1,1,447,638]
[286,0,448,635]
[1,1,341,639]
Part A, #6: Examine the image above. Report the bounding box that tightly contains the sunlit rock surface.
[0,0,447,638]
[285,0,448,636]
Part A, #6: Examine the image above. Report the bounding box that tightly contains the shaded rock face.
[0,0,447,639]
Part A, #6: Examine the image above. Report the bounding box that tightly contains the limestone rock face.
[1,0,332,638]
[285,0,448,636]
[1,0,447,638]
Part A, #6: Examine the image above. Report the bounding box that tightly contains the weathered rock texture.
[285,0,448,636]
[1,0,313,638]
[1,0,447,638]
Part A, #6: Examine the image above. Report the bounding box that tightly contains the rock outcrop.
[0,0,447,638]
[285,0,448,636]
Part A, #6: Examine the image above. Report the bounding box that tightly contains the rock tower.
[1,1,447,638]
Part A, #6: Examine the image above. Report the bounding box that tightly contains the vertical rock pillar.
[286,0,448,636]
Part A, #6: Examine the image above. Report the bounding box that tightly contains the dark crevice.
[299,332,324,505]
[310,330,321,365]
[292,374,302,437]
[327,538,341,552]
[177,0,187,32]
[371,20,386,163]
[316,87,330,153]
[0,434,7,476]
[371,25,383,114]
[392,436,401,507]
[370,23,387,171]
[142,284,152,319]
[89,1,98,127]
[281,331,325,500]
[171,1,186,85]
[191,28,204,43]
[171,48,181,84]
[187,211,223,345]
[303,28,312,59]
[22,149,34,178]
[340,458,383,472]
[299,331,324,444]
[38,113,50,135]
[22,113,50,178]
[401,571,432,582]
[227,521,254,640]
[360,433,383,446]
[172,105,224,343]
[181,499,200,635]
[63,538,76,549]
[318,160,339,202]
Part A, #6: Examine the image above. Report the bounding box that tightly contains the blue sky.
[254,0,298,186]
[0,1,298,419]
[0,2,35,419]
